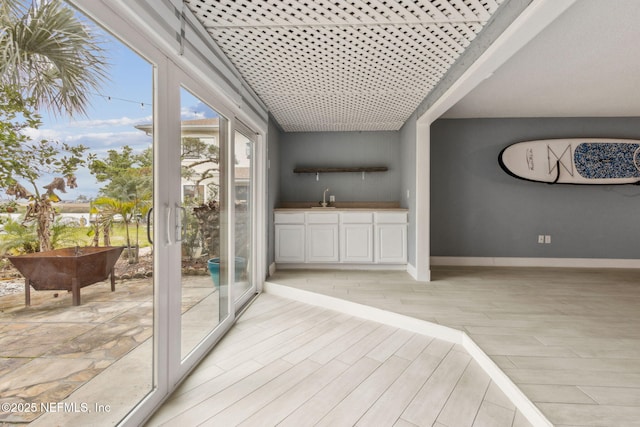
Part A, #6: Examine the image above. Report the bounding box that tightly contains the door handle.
[166,205,172,245]
[146,208,153,244]
[176,205,187,242]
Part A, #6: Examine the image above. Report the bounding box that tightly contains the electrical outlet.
[545,235,551,244]
[538,235,544,244]
[329,195,335,202]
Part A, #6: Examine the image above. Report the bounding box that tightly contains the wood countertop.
[275,201,407,212]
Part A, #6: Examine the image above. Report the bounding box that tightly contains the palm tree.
[91,184,151,263]
[0,0,108,252]
[0,0,108,117]
[91,196,137,261]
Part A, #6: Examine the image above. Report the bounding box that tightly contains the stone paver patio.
[0,254,248,426]
[0,277,154,424]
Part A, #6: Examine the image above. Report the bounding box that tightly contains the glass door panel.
[179,87,229,360]
[0,5,157,423]
[233,128,255,304]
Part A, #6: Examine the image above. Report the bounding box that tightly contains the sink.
[311,206,336,209]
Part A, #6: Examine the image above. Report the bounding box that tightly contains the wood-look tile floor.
[147,292,533,427]
[262,267,640,427]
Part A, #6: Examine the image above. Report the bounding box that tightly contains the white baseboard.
[263,281,552,427]
[264,281,462,343]
[431,256,640,269]
[461,335,550,427]
[406,262,417,279]
[275,263,407,271]
[406,262,432,282]
[268,262,276,277]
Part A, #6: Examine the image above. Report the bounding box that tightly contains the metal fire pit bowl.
[8,246,125,306]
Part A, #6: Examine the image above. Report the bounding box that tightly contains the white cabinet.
[275,213,305,263]
[374,212,408,264]
[274,225,305,263]
[274,210,407,265]
[340,212,373,263]
[274,212,305,224]
[306,212,339,262]
[375,224,407,263]
[307,224,339,262]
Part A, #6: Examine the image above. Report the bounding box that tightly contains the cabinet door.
[307,224,339,262]
[275,224,305,262]
[375,224,407,263]
[340,223,373,263]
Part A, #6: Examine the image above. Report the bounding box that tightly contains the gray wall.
[279,131,401,203]
[431,117,640,259]
[267,118,281,267]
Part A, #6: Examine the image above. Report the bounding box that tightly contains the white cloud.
[21,114,152,151]
[66,131,152,149]
[180,107,207,121]
[69,115,152,128]
[22,127,151,150]
[22,127,62,142]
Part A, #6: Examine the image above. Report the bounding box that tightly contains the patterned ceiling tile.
[186,0,504,131]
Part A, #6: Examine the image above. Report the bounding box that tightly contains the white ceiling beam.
[206,19,487,29]
[418,0,578,122]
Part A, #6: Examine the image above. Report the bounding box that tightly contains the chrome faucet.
[322,188,330,207]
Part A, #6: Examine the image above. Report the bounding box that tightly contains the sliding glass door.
[179,87,230,360]
[233,125,257,308]
[63,2,264,425]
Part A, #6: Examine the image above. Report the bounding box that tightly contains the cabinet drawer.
[274,212,305,224]
[306,212,339,224]
[341,212,373,224]
[374,212,407,224]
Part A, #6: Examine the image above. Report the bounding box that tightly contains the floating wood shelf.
[293,166,388,174]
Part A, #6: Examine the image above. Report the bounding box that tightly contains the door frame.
[231,119,263,310]
[66,1,268,424]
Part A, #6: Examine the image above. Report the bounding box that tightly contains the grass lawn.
[0,220,152,255]
[0,202,152,250]
[0,205,153,275]
[66,223,152,248]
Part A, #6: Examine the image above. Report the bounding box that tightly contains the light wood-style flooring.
[149,266,640,427]
[263,267,640,427]
[147,292,533,427]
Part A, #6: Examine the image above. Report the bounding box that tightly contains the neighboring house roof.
[181,118,219,126]
[135,117,220,135]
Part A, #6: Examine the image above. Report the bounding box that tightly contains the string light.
[89,92,150,108]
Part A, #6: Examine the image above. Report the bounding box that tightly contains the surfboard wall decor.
[498,138,640,184]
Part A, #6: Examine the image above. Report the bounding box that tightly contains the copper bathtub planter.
[8,246,125,306]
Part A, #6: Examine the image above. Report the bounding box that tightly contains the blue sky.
[20,17,216,202]
[22,34,153,201]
